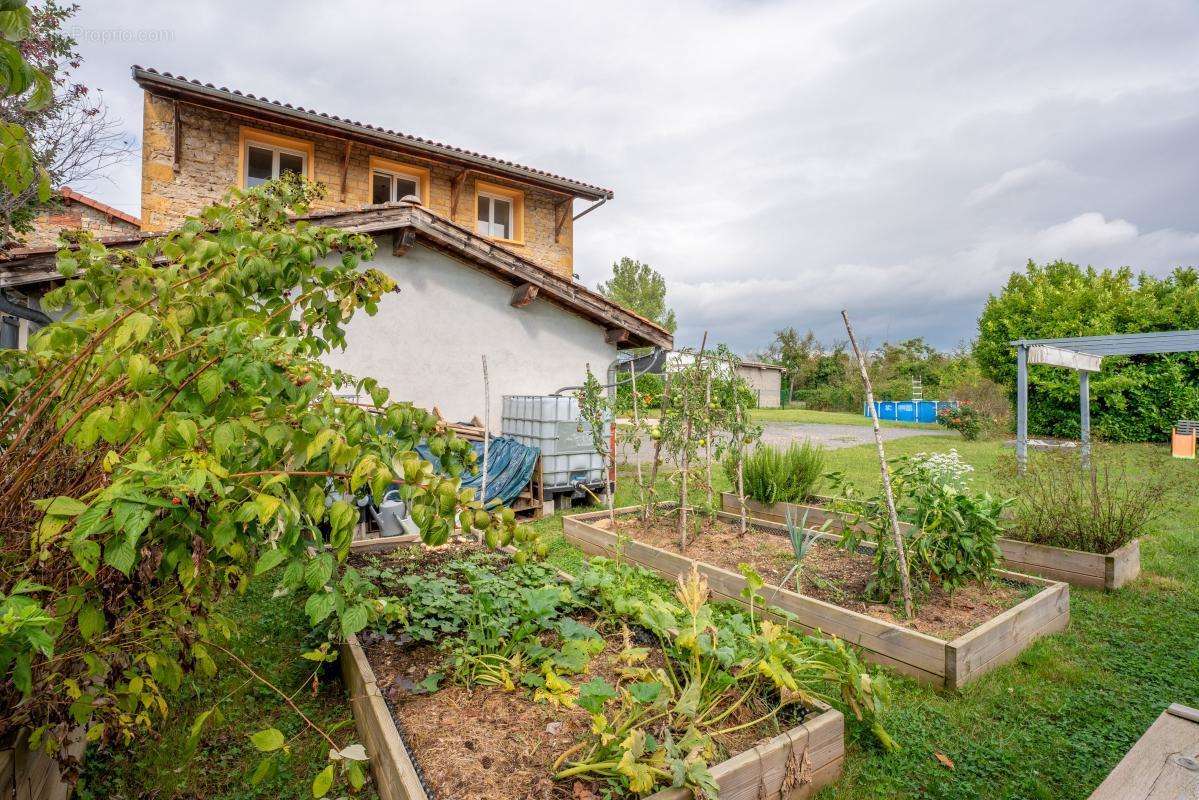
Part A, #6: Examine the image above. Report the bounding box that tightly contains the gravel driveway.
[618,421,950,464]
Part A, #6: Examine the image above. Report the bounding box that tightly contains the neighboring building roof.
[738,360,785,371]
[0,200,671,350]
[131,66,614,202]
[56,187,141,227]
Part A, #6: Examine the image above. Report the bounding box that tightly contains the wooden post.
[645,368,671,524]
[734,356,748,536]
[629,353,647,513]
[842,310,913,619]
[704,350,713,512]
[1017,344,1029,473]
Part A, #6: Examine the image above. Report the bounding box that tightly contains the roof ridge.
[57,187,142,227]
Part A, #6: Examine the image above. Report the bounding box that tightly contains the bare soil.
[602,514,1033,639]
[358,541,809,800]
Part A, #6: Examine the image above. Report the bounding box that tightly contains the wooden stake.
[733,353,748,535]
[480,355,490,510]
[645,368,671,524]
[704,350,713,512]
[629,354,647,514]
[841,309,913,619]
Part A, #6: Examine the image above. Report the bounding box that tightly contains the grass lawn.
[621,407,938,431]
[76,578,378,800]
[540,434,1199,800]
[750,406,940,430]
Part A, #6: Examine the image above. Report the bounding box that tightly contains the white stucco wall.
[324,238,617,425]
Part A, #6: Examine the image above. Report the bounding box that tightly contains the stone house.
[133,66,610,281]
[22,187,141,249]
[1,66,672,426]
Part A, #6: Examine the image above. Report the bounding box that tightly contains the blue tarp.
[417,436,540,508]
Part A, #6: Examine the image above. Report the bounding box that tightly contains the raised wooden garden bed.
[995,537,1139,591]
[1088,703,1199,799]
[566,505,1069,690]
[0,728,85,800]
[339,538,846,800]
[720,493,1138,591]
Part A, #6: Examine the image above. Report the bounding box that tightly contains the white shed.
[736,360,785,408]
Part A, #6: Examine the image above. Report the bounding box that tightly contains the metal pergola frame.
[1012,329,1199,469]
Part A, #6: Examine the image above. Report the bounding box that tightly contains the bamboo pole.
[645,368,671,524]
[841,309,913,619]
[629,354,647,513]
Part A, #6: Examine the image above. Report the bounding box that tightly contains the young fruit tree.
[0,175,519,795]
[715,349,763,535]
[577,364,616,526]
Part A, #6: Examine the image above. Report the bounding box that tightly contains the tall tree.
[976,260,1199,441]
[596,257,677,333]
[0,0,130,244]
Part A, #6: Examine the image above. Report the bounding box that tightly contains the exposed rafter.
[510,282,539,308]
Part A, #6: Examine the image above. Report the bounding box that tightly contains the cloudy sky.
[68,0,1199,352]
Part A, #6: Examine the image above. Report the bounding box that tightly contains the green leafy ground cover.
[79,433,1197,799]
[76,576,379,800]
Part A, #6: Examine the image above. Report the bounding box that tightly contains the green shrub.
[831,450,1007,599]
[997,447,1179,553]
[937,403,987,440]
[737,442,825,504]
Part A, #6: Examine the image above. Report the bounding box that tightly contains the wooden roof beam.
[392,228,416,257]
[510,282,539,308]
[605,327,631,346]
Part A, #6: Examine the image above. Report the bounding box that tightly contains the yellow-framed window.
[474,180,524,244]
[368,156,431,206]
[237,127,315,188]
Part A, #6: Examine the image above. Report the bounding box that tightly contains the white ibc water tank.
[501,395,609,490]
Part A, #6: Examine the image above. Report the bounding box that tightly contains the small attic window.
[371,169,420,204]
[238,127,313,189]
[474,181,524,244]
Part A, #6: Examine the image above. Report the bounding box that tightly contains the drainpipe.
[572,198,607,222]
[0,292,51,325]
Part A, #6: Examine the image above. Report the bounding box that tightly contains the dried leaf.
[934,752,955,770]
[572,781,600,800]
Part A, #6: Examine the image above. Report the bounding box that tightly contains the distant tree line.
[596,255,1197,442]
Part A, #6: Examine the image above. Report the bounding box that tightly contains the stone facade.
[140,92,578,278]
[24,195,141,249]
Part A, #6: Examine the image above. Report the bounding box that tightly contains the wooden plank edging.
[340,535,845,799]
[574,504,1068,690]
